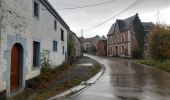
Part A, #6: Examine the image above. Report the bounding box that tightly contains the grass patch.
[34,64,102,100]
[26,62,70,89]
[136,59,170,72]
[11,61,102,100]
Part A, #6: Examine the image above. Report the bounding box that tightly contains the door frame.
[5,35,27,97]
[10,43,24,93]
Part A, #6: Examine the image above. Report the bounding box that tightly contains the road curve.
[66,54,170,100]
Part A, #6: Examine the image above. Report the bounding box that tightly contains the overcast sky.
[48,0,170,38]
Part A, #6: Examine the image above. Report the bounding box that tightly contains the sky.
[48,0,170,38]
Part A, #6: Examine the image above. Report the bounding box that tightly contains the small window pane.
[61,29,64,41]
[34,1,39,17]
[33,41,40,67]
[54,20,57,30]
[53,41,57,51]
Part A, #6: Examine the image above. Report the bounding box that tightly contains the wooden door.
[10,44,20,92]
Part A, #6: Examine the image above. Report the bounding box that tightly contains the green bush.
[41,50,51,73]
[150,24,170,61]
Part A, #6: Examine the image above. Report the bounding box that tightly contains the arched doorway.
[10,43,23,93]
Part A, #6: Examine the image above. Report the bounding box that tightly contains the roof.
[108,14,138,35]
[98,40,107,45]
[100,35,107,40]
[69,30,81,42]
[40,0,70,30]
[108,23,115,35]
[142,22,154,32]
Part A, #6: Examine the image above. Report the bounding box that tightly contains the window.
[63,46,64,55]
[53,41,58,51]
[33,1,39,17]
[61,29,64,41]
[122,35,125,42]
[54,20,57,30]
[33,41,40,67]
[122,45,125,53]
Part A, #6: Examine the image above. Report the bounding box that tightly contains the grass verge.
[136,59,170,72]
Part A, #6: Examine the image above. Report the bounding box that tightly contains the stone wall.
[0,0,68,95]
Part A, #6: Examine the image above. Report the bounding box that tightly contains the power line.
[56,0,116,10]
[54,0,98,6]
[84,0,145,32]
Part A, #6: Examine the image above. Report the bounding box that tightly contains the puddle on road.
[77,63,93,66]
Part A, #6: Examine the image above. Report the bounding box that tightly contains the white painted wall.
[0,0,68,92]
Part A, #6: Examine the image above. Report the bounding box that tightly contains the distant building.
[82,38,93,52]
[107,14,146,58]
[68,31,82,62]
[97,36,107,56]
[143,22,154,59]
[81,35,101,54]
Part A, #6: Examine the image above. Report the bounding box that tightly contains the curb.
[48,64,105,100]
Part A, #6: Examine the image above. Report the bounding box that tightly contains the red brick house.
[143,22,154,59]
[107,14,146,58]
[97,37,107,56]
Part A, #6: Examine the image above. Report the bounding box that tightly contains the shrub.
[41,50,51,73]
[150,24,170,61]
[132,48,142,59]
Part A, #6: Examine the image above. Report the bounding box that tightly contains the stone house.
[81,35,100,54]
[143,22,154,59]
[0,0,70,96]
[107,14,146,58]
[68,31,82,62]
[82,38,93,52]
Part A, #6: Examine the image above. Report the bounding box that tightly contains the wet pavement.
[66,54,170,100]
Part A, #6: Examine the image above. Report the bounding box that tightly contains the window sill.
[53,51,57,53]
[32,15,40,20]
[32,66,41,71]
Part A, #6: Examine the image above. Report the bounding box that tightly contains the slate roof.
[100,35,107,40]
[108,23,116,35]
[108,14,138,35]
[142,22,154,32]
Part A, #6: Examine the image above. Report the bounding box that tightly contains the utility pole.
[156,11,160,24]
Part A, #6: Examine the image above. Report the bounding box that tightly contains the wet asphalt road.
[66,54,170,100]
